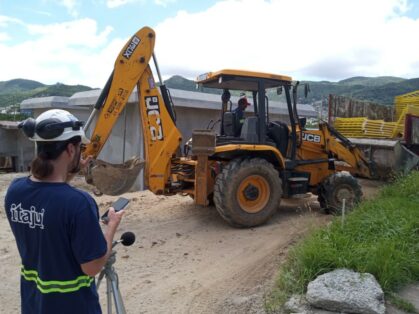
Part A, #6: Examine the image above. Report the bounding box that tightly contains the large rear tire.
[318,172,362,214]
[214,158,282,227]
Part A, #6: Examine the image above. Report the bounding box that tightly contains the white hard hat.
[19,109,90,144]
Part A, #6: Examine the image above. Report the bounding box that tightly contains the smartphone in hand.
[101,197,130,222]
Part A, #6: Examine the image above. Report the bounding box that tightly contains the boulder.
[284,294,339,314]
[306,268,385,314]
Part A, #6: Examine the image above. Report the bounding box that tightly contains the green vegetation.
[1,74,418,117]
[164,75,221,95]
[266,171,419,313]
[388,294,419,314]
[338,76,405,87]
[0,113,28,121]
[300,77,419,105]
[166,75,418,105]
[0,78,44,93]
[0,79,92,109]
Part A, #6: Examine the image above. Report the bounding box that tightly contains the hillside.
[349,77,419,104]
[337,76,405,87]
[0,79,44,94]
[164,75,221,95]
[165,76,419,105]
[302,76,417,104]
[165,75,416,105]
[0,79,92,108]
[1,75,418,110]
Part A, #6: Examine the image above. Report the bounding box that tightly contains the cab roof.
[196,69,292,91]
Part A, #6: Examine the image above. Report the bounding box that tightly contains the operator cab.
[196,69,296,156]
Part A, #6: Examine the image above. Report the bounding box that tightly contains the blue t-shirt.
[5,177,107,314]
[233,106,245,123]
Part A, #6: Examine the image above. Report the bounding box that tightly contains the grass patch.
[388,294,418,314]
[266,171,419,312]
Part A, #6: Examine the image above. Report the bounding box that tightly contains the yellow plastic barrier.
[334,90,419,139]
[394,90,419,120]
[335,117,396,138]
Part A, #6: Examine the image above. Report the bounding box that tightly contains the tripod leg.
[96,270,105,290]
[107,276,113,314]
[110,276,126,314]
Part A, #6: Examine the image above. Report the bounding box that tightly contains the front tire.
[318,172,362,214]
[214,158,282,227]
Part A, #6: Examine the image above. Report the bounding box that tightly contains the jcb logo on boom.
[123,36,141,59]
[145,96,164,141]
[302,132,321,143]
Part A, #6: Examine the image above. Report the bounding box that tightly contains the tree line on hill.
[163,75,419,105]
[0,75,418,113]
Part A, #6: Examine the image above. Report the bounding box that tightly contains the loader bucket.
[349,138,419,179]
[85,157,145,195]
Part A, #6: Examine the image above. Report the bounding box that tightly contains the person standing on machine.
[5,109,124,314]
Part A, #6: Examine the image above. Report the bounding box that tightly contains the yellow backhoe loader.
[83,26,377,227]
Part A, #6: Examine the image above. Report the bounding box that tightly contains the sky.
[1,0,419,88]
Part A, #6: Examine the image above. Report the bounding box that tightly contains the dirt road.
[0,174,383,314]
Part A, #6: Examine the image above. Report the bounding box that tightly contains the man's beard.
[69,145,82,174]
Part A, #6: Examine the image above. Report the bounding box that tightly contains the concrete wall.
[30,107,91,123]
[0,123,33,171]
[0,128,17,156]
[6,88,317,191]
[94,102,145,190]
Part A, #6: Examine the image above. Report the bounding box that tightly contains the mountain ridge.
[1,75,418,108]
[0,79,92,108]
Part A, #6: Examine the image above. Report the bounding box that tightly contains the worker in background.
[234,92,251,136]
[5,109,124,314]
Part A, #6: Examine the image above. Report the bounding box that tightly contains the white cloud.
[1,0,418,89]
[154,0,419,81]
[26,19,113,48]
[154,0,176,7]
[106,0,144,8]
[0,15,24,27]
[0,32,10,41]
[0,18,118,87]
[0,16,23,42]
[107,0,129,8]
[33,10,53,17]
[58,0,79,17]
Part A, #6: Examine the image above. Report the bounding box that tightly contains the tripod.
[96,232,135,314]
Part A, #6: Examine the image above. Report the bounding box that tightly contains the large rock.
[306,268,385,314]
[284,294,339,314]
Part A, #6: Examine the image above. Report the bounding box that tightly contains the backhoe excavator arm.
[82,26,182,195]
[136,65,182,193]
[321,122,374,178]
[84,27,155,158]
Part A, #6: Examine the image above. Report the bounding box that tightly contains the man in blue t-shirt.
[5,109,125,314]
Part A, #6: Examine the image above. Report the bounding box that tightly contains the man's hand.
[103,207,125,231]
[80,207,125,277]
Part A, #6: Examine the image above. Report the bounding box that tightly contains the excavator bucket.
[85,157,145,196]
[349,138,419,179]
